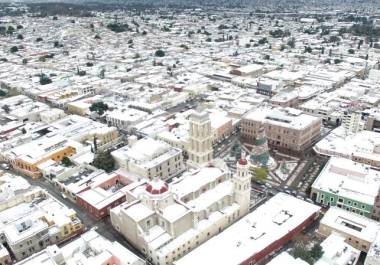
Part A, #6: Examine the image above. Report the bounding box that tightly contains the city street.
[11,171,147,261]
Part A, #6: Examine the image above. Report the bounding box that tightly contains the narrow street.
[15,172,146,260]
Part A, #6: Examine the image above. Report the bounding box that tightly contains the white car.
[0,163,10,170]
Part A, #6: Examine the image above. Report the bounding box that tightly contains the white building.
[267,252,309,265]
[315,233,361,265]
[366,232,380,265]
[174,193,320,265]
[111,137,184,181]
[319,207,380,252]
[0,179,83,261]
[342,110,364,134]
[110,159,251,265]
[314,127,380,168]
[15,230,145,265]
[106,108,148,132]
[187,111,213,166]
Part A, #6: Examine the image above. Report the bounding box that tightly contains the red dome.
[238,159,248,165]
[145,179,169,195]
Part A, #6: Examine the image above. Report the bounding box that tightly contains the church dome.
[145,179,169,195]
[238,159,248,165]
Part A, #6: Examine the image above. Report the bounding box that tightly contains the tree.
[155,49,165,57]
[348,48,355,54]
[10,46,18,53]
[94,34,101,39]
[329,35,340,43]
[334,58,342,64]
[76,66,86,76]
[264,54,270,60]
[291,241,324,265]
[0,90,6,97]
[99,69,105,79]
[21,127,26,134]
[258,37,268,45]
[92,151,115,173]
[22,58,28,65]
[2,105,10,114]
[16,25,23,30]
[252,167,268,182]
[89,101,108,116]
[287,37,296,48]
[6,26,15,35]
[310,244,324,261]
[62,156,73,167]
[39,74,52,85]
[36,37,43,42]
[17,34,23,40]
[107,23,129,33]
[180,44,189,50]
[304,46,312,53]
[269,29,284,38]
[53,41,60,48]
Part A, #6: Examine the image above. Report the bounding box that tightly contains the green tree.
[6,26,15,35]
[107,23,129,33]
[10,46,18,53]
[287,37,296,48]
[252,167,268,182]
[17,34,23,40]
[329,35,340,43]
[348,48,355,54]
[258,37,268,45]
[0,90,6,97]
[155,49,165,57]
[180,44,189,50]
[304,46,312,53]
[92,151,115,173]
[2,104,10,114]
[39,74,52,85]
[22,58,28,65]
[89,101,108,116]
[291,241,324,265]
[62,156,73,167]
[36,37,43,42]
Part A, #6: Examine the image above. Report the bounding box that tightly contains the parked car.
[0,163,10,170]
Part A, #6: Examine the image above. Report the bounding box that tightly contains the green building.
[311,157,380,219]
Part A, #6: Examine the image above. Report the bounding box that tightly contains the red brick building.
[76,173,131,220]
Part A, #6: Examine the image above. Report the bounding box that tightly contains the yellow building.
[7,135,82,179]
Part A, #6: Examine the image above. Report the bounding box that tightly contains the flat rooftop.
[312,157,380,205]
[320,207,380,243]
[244,106,320,130]
[175,193,320,265]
